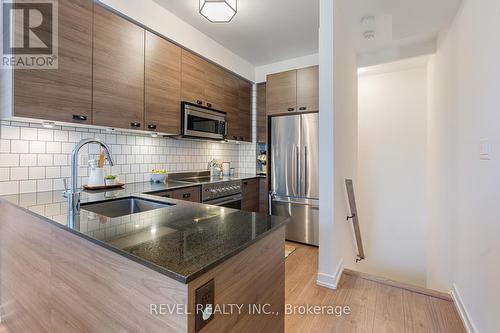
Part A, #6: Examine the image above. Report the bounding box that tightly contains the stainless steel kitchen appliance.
[270,113,319,246]
[201,180,242,209]
[181,102,227,140]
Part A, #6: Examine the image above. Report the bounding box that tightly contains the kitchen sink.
[81,197,173,218]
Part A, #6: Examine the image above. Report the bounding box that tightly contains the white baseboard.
[450,283,478,333]
[316,259,344,289]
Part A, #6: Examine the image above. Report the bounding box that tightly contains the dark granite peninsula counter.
[0,183,287,333]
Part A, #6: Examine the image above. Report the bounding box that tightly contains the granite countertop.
[0,174,286,284]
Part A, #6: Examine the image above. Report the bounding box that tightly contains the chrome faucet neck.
[65,138,115,227]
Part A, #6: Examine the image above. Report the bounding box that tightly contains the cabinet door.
[259,177,269,214]
[181,50,206,106]
[256,83,267,143]
[145,31,181,135]
[238,79,252,142]
[93,5,144,130]
[224,73,240,140]
[169,186,201,203]
[204,62,226,110]
[13,0,92,124]
[297,66,319,112]
[242,178,260,212]
[266,70,297,115]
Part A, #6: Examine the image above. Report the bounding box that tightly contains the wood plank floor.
[284,242,466,333]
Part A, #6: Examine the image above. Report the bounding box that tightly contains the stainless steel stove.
[171,171,243,209]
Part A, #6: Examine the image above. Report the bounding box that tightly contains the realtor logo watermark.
[1,0,58,69]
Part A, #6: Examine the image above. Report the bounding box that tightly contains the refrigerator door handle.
[272,198,319,209]
[304,145,308,196]
[295,145,300,196]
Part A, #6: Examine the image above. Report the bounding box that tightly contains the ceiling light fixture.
[42,121,55,128]
[199,0,237,23]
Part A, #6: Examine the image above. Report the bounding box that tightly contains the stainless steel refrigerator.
[270,113,319,246]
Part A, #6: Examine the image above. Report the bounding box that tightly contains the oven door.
[182,103,226,140]
[204,194,242,209]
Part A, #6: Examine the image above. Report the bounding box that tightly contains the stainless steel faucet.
[64,138,114,228]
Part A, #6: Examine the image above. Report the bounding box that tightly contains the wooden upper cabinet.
[256,83,267,143]
[145,31,182,135]
[224,73,240,140]
[204,62,226,110]
[92,5,144,130]
[266,70,297,115]
[13,0,93,124]
[238,79,252,142]
[297,66,319,112]
[181,50,206,106]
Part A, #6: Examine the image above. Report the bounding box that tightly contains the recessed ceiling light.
[199,0,237,23]
[42,121,55,128]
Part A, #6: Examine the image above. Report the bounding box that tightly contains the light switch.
[480,139,491,160]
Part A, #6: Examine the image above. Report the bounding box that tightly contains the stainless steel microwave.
[181,102,227,140]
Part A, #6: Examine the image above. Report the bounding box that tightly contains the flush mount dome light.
[199,0,237,23]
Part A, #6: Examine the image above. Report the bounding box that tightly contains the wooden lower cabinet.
[241,178,260,212]
[259,177,269,215]
[150,186,201,203]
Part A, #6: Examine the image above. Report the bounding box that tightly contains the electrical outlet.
[195,279,215,332]
[480,139,491,160]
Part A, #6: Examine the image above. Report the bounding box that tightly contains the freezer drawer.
[271,199,318,246]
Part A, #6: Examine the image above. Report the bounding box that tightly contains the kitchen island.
[0,184,287,333]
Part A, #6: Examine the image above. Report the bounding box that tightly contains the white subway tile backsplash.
[11,140,29,153]
[54,130,68,142]
[0,181,18,195]
[0,168,9,181]
[0,139,10,153]
[1,126,19,139]
[11,167,29,180]
[0,154,19,167]
[37,179,53,192]
[30,141,46,153]
[46,141,61,153]
[37,129,54,141]
[29,167,45,180]
[37,154,53,166]
[0,121,257,195]
[20,127,38,140]
[19,180,36,193]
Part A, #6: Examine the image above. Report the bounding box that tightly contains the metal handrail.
[345,179,365,262]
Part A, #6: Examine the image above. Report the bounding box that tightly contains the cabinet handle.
[147,124,157,130]
[206,102,212,108]
[130,122,141,128]
[196,100,203,105]
[287,108,295,112]
[299,107,307,111]
[72,115,87,121]
[182,193,191,199]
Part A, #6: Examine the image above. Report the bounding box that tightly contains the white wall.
[427,0,500,331]
[254,53,318,83]
[357,63,428,287]
[98,0,255,81]
[317,0,358,289]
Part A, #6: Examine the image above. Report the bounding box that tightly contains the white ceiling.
[342,0,462,56]
[153,0,461,68]
[153,0,320,66]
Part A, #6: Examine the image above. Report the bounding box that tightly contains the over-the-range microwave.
[181,102,227,140]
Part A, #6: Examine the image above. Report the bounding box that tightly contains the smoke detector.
[363,30,376,40]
